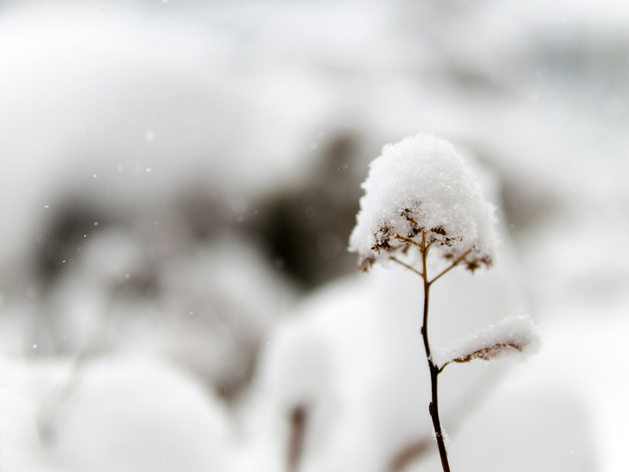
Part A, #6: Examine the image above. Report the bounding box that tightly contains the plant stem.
[390,257,424,278]
[419,232,451,472]
[429,249,472,285]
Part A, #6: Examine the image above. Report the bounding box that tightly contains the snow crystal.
[431,430,451,449]
[348,133,498,271]
[431,314,542,369]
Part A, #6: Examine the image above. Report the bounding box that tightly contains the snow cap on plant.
[349,132,498,271]
[431,314,542,369]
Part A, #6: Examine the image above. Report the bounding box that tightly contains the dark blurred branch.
[388,437,431,472]
[287,405,308,472]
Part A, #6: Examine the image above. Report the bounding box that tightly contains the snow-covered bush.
[349,133,541,471]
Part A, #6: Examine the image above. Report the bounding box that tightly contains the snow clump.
[431,314,542,369]
[349,133,498,272]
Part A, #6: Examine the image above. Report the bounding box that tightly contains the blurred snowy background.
[0,0,627,471]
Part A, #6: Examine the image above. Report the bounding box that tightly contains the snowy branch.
[432,314,542,371]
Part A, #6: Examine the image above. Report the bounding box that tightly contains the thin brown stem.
[429,249,473,285]
[390,257,424,278]
[418,230,451,472]
[388,231,459,471]
[395,234,423,250]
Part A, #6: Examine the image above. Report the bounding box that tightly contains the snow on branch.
[348,133,498,272]
[431,314,542,370]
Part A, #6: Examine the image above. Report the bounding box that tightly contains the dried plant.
[349,133,540,472]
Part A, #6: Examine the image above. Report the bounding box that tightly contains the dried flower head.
[348,133,498,271]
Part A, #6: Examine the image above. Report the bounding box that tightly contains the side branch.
[437,339,531,373]
[429,249,473,285]
[390,257,424,278]
[395,234,423,250]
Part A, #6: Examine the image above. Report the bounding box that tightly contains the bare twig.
[429,249,473,285]
[381,232,475,471]
[417,231,452,472]
[394,234,423,250]
[390,257,424,278]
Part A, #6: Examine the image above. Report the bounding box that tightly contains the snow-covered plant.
[349,133,541,472]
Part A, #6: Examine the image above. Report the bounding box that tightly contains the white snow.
[349,133,498,271]
[0,0,625,471]
[56,356,234,472]
[0,355,236,472]
[431,314,542,369]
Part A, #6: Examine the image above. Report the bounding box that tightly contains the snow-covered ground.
[0,0,627,471]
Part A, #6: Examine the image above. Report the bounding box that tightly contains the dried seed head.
[348,133,498,271]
